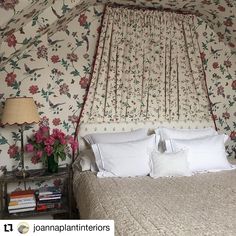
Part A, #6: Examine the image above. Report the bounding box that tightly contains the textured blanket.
[73,169,236,236]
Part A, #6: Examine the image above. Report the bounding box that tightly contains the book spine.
[39,191,61,196]
[38,196,61,201]
[38,199,61,204]
[10,190,35,196]
[9,194,34,199]
[9,207,35,213]
[10,196,35,202]
[9,200,35,206]
[8,203,36,210]
[38,194,62,198]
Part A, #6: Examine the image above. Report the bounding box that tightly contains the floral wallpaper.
[0,5,104,173]
[195,17,236,158]
[0,0,235,178]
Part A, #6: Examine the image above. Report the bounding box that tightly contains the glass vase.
[47,155,58,173]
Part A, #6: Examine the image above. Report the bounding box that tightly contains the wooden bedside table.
[0,165,72,219]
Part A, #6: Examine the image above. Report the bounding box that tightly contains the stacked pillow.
[78,128,160,177]
[154,127,232,175]
[77,126,232,178]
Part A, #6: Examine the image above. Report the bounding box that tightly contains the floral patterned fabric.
[82,6,210,124]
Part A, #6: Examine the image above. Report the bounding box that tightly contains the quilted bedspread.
[73,169,236,236]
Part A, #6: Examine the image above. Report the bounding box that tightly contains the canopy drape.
[81,6,210,124]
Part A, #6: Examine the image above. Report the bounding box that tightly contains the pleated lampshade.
[1,97,40,125]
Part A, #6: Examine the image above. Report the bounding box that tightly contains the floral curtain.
[81,6,210,124]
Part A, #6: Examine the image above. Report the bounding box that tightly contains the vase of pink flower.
[25,126,78,173]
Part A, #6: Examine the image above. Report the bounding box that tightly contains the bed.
[73,121,236,235]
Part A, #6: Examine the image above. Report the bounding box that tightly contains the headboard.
[77,119,215,152]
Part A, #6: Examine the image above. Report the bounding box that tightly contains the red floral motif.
[223,60,232,68]
[78,14,87,26]
[79,77,89,89]
[200,52,206,61]
[52,118,61,126]
[67,53,78,62]
[7,145,19,158]
[222,112,230,119]
[218,5,225,12]
[212,62,219,69]
[37,45,48,59]
[5,72,16,86]
[51,55,60,63]
[232,80,236,90]
[230,131,236,140]
[228,42,235,48]
[6,34,17,47]
[0,0,19,10]
[59,83,69,95]
[29,85,39,94]
[224,18,233,27]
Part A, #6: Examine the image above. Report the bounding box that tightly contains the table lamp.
[1,97,40,178]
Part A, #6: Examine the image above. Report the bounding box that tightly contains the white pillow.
[84,128,148,145]
[79,149,98,172]
[169,134,232,172]
[150,149,191,178]
[92,135,159,178]
[155,127,217,140]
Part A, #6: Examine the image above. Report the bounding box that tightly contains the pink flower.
[212,62,219,69]
[232,80,236,90]
[45,145,53,156]
[59,83,69,95]
[37,45,48,59]
[8,144,19,158]
[35,131,44,143]
[78,14,87,26]
[79,77,89,89]
[51,55,60,63]
[31,156,40,164]
[70,140,78,151]
[44,136,55,146]
[5,72,16,86]
[36,150,43,158]
[6,34,17,47]
[218,5,225,12]
[25,143,34,152]
[1,0,19,10]
[52,118,61,126]
[29,85,39,94]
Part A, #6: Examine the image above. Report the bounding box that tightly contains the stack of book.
[36,186,62,211]
[8,190,36,214]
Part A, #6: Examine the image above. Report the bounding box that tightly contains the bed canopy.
[73,5,216,156]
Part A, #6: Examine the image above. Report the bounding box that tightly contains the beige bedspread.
[73,169,236,236]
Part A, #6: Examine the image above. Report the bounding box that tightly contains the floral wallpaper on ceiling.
[0,0,235,69]
[0,5,104,172]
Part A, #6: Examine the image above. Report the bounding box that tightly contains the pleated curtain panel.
[81,6,210,124]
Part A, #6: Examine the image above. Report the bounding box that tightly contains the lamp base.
[15,169,30,179]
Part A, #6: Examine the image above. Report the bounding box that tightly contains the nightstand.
[0,165,72,219]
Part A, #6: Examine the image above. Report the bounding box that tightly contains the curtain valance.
[81,6,210,124]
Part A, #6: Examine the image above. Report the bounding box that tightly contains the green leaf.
[22,37,32,45]
[75,39,83,47]
[61,59,69,70]
[0,136,8,145]
[12,132,21,142]
[62,4,70,14]
[70,69,80,76]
